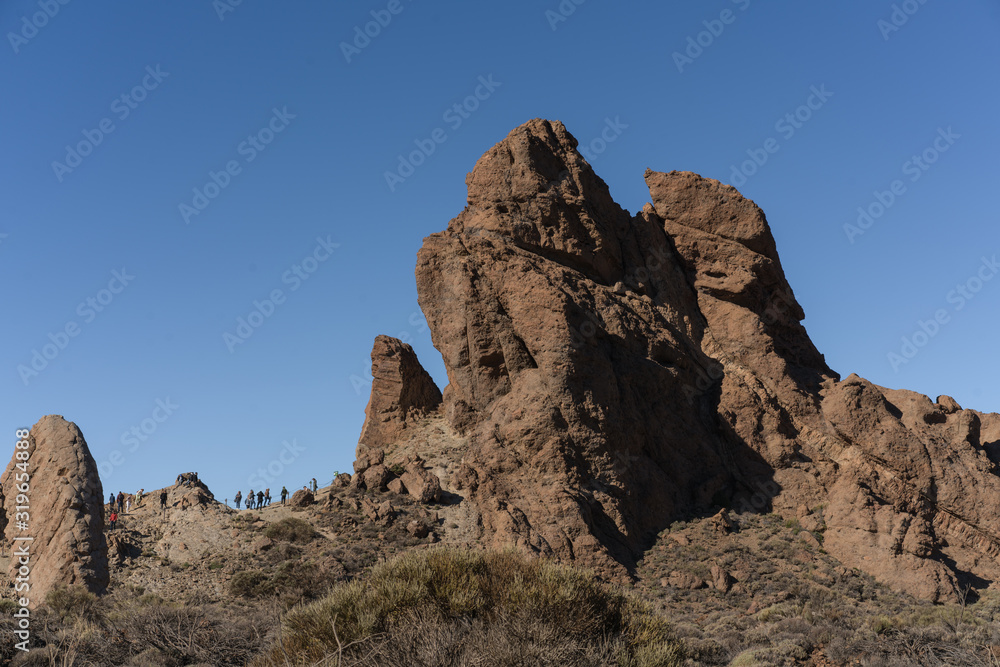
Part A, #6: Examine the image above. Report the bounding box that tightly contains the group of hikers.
[235,487,281,509]
[232,478,319,509]
[106,488,169,530]
[103,475,325,530]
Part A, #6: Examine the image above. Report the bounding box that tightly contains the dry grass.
[0,584,276,666]
[254,547,685,667]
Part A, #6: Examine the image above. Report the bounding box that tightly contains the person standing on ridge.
[135,489,144,507]
[234,490,242,509]
[247,489,255,510]
[257,490,264,509]
[116,491,125,513]
[159,490,168,516]
[264,488,271,506]
[280,486,288,505]
[108,510,117,531]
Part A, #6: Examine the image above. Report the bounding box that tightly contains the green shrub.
[256,547,684,666]
[45,584,98,621]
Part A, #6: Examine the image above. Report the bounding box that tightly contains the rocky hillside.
[2,119,999,665]
[354,118,1000,604]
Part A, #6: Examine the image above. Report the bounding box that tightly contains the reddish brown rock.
[398,460,441,504]
[356,118,1000,602]
[357,335,442,455]
[290,489,314,507]
[1,416,109,607]
[361,464,391,491]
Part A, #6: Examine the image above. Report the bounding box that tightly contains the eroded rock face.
[358,118,1000,601]
[1,416,109,606]
[357,335,442,455]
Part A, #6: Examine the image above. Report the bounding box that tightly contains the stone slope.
[358,119,1000,602]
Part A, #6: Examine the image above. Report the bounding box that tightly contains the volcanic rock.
[357,335,442,458]
[0,416,109,606]
[290,489,315,507]
[357,118,1000,602]
[398,460,441,504]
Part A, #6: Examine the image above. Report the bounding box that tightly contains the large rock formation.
[356,335,442,465]
[357,119,1000,602]
[1,416,109,606]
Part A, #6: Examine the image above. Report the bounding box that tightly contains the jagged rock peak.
[357,119,1000,603]
[357,336,441,461]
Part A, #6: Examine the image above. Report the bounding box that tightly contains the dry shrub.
[264,517,316,543]
[255,547,685,666]
[44,584,98,622]
[0,586,277,667]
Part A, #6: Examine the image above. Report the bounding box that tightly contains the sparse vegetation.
[254,547,685,666]
[264,516,315,543]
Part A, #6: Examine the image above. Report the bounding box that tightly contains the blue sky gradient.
[3,0,997,501]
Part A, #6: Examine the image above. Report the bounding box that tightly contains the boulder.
[399,462,441,504]
[709,565,734,593]
[406,520,429,538]
[1,416,109,607]
[361,464,391,491]
[290,489,315,507]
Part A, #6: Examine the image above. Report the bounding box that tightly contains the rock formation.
[357,335,442,457]
[353,335,444,496]
[1,416,109,606]
[356,118,1000,602]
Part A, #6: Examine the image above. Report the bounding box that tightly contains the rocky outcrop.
[1,416,109,606]
[290,489,315,507]
[357,335,442,455]
[357,118,1000,602]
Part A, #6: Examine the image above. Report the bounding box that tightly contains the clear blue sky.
[3,1,998,501]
